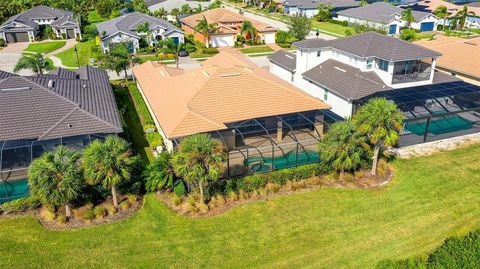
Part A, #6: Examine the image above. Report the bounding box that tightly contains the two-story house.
[96,12,184,53]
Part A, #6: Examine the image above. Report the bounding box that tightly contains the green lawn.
[55,39,100,67]
[239,46,274,54]
[2,144,480,267]
[311,21,355,37]
[24,41,66,54]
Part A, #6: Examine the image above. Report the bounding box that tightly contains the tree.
[193,4,203,14]
[28,146,83,218]
[353,98,404,176]
[360,0,368,6]
[433,5,448,33]
[194,15,218,48]
[133,0,148,13]
[95,0,119,18]
[153,7,168,19]
[288,14,312,41]
[319,119,370,177]
[209,0,222,9]
[180,4,192,15]
[240,20,258,45]
[83,136,135,207]
[136,21,152,45]
[158,38,183,69]
[144,152,177,192]
[456,6,475,30]
[401,8,415,29]
[170,8,181,18]
[172,134,227,204]
[315,3,332,22]
[99,43,141,79]
[14,53,54,75]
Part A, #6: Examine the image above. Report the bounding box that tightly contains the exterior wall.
[164,31,185,44]
[436,67,480,86]
[101,33,140,53]
[210,34,235,47]
[411,15,438,31]
[269,62,295,83]
[337,15,404,35]
[182,23,207,45]
[263,32,276,44]
[284,6,318,18]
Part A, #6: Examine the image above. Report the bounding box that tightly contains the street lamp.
[74,45,80,68]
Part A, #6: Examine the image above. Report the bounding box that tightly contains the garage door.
[264,33,275,44]
[420,22,435,32]
[5,32,29,43]
[210,35,234,47]
[66,29,75,39]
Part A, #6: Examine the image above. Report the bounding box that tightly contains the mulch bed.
[158,166,394,219]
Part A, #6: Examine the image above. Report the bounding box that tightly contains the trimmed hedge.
[328,19,348,27]
[0,196,40,214]
[202,47,219,54]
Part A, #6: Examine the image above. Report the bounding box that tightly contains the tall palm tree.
[153,7,168,19]
[180,3,192,15]
[353,98,404,176]
[83,136,135,207]
[100,43,141,80]
[193,4,203,14]
[144,152,177,192]
[158,38,183,69]
[172,133,227,204]
[28,146,83,218]
[240,20,258,45]
[136,21,152,45]
[434,5,448,33]
[319,119,370,177]
[170,8,181,18]
[456,6,476,30]
[194,15,218,48]
[401,8,415,30]
[14,53,54,75]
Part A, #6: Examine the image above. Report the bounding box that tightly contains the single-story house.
[96,12,184,53]
[337,2,438,34]
[145,0,212,12]
[283,0,361,18]
[180,8,278,47]
[132,50,334,176]
[0,5,81,43]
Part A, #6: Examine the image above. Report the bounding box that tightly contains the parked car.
[179,49,189,57]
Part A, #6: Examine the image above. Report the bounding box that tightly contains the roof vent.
[285,55,294,59]
[82,84,87,88]
[47,79,55,88]
[67,124,73,128]
[220,73,241,77]
[202,71,210,78]
[1,86,31,92]
[242,67,253,73]
[334,67,346,73]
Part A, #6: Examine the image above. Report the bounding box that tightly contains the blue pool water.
[405,115,474,136]
[0,179,30,203]
[244,150,320,172]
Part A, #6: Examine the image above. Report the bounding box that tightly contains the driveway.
[0,42,33,75]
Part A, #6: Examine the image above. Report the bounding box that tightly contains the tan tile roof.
[415,36,480,79]
[180,8,278,34]
[413,0,480,16]
[132,51,329,138]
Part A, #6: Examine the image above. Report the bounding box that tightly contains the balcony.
[392,61,432,84]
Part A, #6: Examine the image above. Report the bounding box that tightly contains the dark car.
[179,49,189,57]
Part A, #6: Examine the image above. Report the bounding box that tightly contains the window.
[378,59,389,71]
[366,59,373,69]
[291,72,294,82]
[324,90,328,101]
[317,50,321,57]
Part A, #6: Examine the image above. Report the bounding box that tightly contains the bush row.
[0,196,41,214]
[327,19,348,27]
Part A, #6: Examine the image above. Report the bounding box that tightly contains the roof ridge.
[38,106,79,139]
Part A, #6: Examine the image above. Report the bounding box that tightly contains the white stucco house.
[0,5,81,43]
[283,0,361,18]
[336,2,438,35]
[96,12,184,53]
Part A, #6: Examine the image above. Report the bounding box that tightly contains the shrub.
[105,204,117,216]
[73,203,93,219]
[83,208,95,221]
[56,214,68,224]
[185,42,196,53]
[345,29,353,36]
[173,181,187,197]
[126,194,137,203]
[197,202,209,213]
[119,201,130,211]
[0,38,5,47]
[277,43,291,48]
[143,124,156,133]
[83,25,99,39]
[0,196,40,213]
[328,19,348,26]
[265,182,281,193]
[227,191,238,202]
[215,194,225,206]
[202,47,219,54]
[93,206,106,218]
[145,132,163,148]
[172,195,182,206]
[236,35,245,43]
[40,206,56,221]
[400,29,416,42]
[238,190,249,200]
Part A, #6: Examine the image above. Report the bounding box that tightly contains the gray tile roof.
[337,2,432,23]
[96,12,182,40]
[0,5,78,31]
[294,32,441,61]
[283,0,360,9]
[0,71,18,80]
[0,66,122,141]
[302,59,392,101]
[268,50,297,72]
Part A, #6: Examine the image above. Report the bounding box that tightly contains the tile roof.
[405,0,480,17]
[96,12,182,40]
[132,50,329,138]
[146,0,212,12]
[0,66,122,141]
[267,50,297,72]
[0,5,77,31]
[283,0,360,9]
[180,8,278,34]
[337,2,433,23]
[293,32,441,61]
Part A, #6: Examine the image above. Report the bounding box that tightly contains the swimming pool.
[404,115,474,136]
[0,179,30,203]
[244,150,320,172]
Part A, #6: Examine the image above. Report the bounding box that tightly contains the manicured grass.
[311,21,355,37]
[24,41,66,54]
[138,54,175,64]
[87,10,107,25]
[2,145,480,267]
[55,39,100,67]
[239,46,274,54]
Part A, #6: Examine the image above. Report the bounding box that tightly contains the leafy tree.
[209,0,222,9]
[353,98,404,176]
[170,8,181,18]
[83,136,135,207]
[456,6,475,30]
[194,15,218,48]
[319,119,369,176]
[99,43,141,79]
[158,38,183,69]
[288,14,312,41]
[172,134,227,204]
[400,28,416,41]
[193,4,203,14]
[14,53,54,75]
[240,20,258,45]
[315,3,332,22]
[28,146,83,217]
[401,8,415,29]
[136,21,152,45]
[360,0,368,6]
[434,5,448,33]
[133,0,148,13]
[144,152,177,192]
[180,4,192,14]
[95,0,119,18]
[153,7,168,19]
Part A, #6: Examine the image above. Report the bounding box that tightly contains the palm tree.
[170,8,181,18]
[194,15,218,48]
[319,119,370,177]
[14,53,54,75]
[172,133,227,204]
[144,152,177,192]
[158,38,183,69]
[360,0,368,6]
[180,4,192,15]
[100,43,141,80]
[83,136,135,207]
[153,7,168,19]
[456,6,476,30]
[136,21,152,45]
[353,98,404,176]
[401,8,415,30]
[28,146,83,218]
[193,4,203,14]
[434,5,448,33]
[240,20,258,45]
